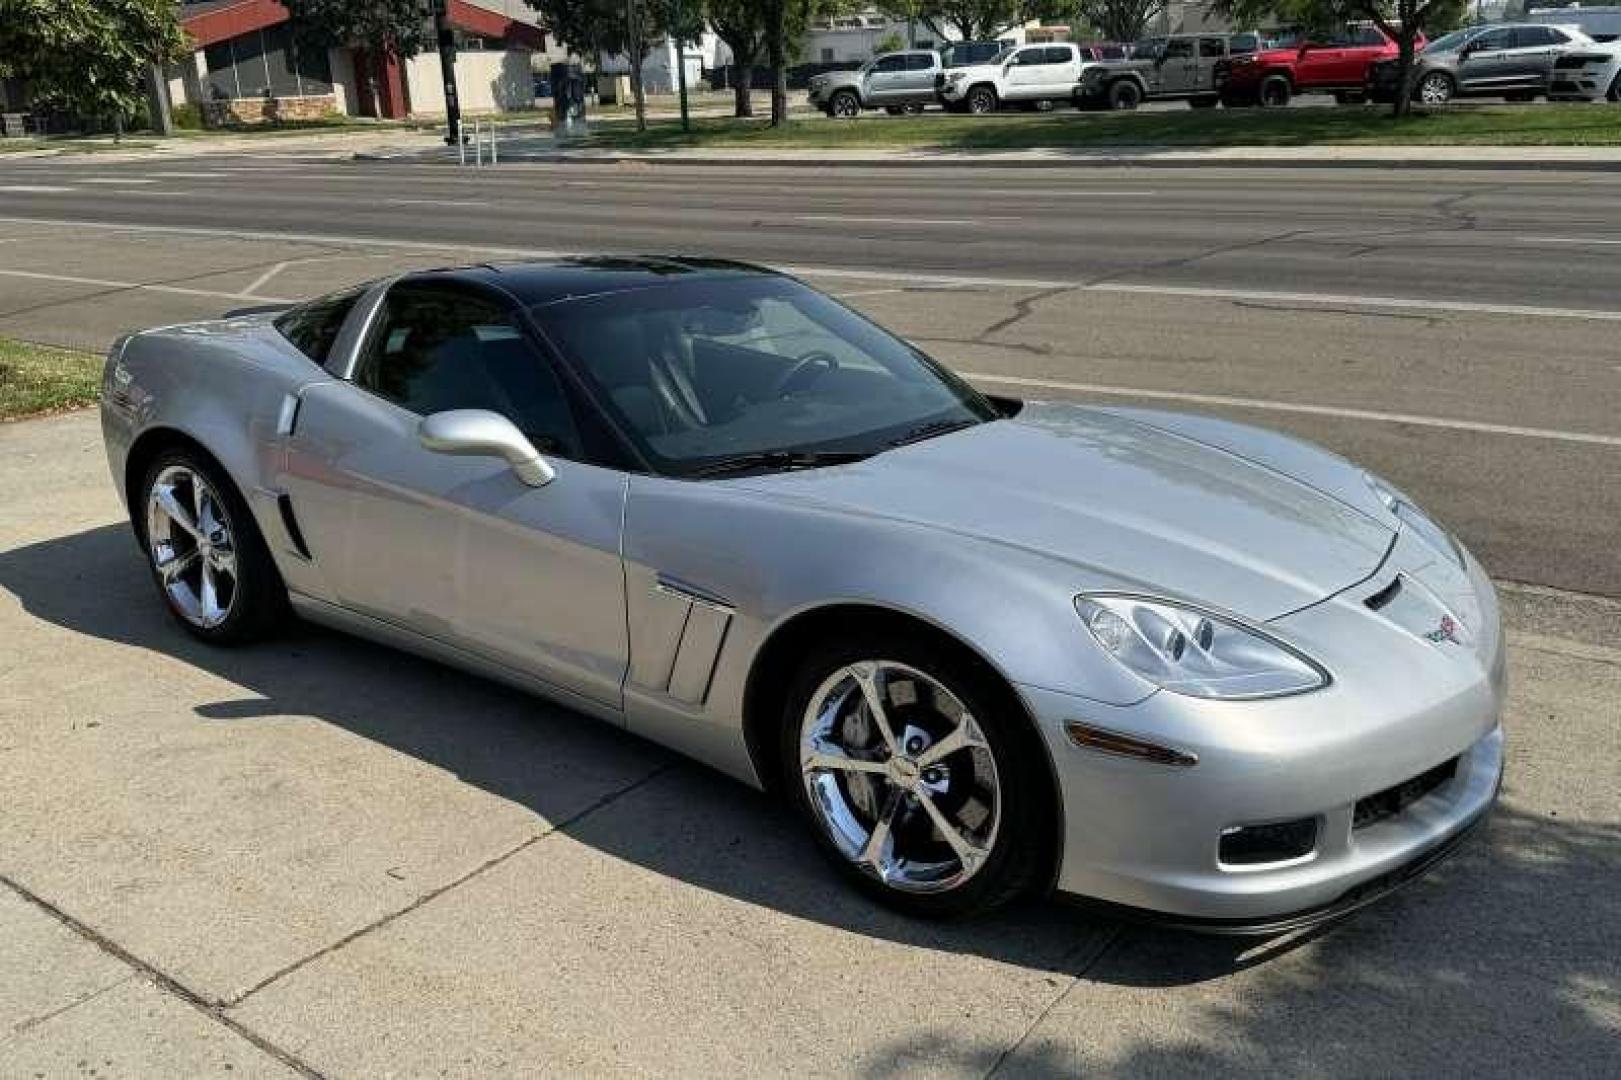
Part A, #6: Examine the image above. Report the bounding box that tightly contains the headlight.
[1364,473,1465,569]
[1076,595,1328,700]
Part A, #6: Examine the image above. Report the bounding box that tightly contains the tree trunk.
[732,61,754,117]
[1392,32,1417,118]
[765,1,788,126]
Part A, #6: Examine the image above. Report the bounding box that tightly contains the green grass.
[0,339,102,420]
[578,105,1621,151]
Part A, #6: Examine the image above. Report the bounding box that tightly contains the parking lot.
[1,158,1619,1076]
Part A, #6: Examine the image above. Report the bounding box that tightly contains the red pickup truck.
[1215,26,1420,106]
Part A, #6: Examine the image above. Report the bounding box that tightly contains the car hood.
[730,402,1393,620]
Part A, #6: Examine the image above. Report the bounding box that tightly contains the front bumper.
[1020,537,1506,930]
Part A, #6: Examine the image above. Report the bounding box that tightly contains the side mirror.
[418,409,555,487]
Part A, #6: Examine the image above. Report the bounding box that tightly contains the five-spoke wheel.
[782,632,1053,917]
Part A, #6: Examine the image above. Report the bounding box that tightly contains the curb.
[354,148,1621,172]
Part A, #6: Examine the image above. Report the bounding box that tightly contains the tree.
[874,30,906,53]
[282,0,433,118]
[528,0,686,131]
[1213,0,1465,116]
[0,0,188,135]
[706,0,767,116]
[1074,0,1164,41]
[876,0,1022,42]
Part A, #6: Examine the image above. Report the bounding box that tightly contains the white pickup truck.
[936,42,1125,113]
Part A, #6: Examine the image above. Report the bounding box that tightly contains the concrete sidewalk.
[1,408,1618,1077]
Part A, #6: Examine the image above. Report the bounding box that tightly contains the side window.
[1471,27,1514,51]
[1048,46,1076,64]
[1012,48,1043,66]
[1521,27,1567,46]
[354,284,582,457]
[1199,37,1227,58]
[1229,33,1259,54]
[872,55,905,73]
[273,287,363,365]
[1101,45,1127,60]
[905,52,934,70]
[1355,27,1388,46]
[1164,38,1195,60]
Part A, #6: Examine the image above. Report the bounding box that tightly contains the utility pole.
[145,61,174,137]
[432,0,462,147]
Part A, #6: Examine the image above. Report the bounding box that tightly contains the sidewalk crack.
[982,922,1123,1079]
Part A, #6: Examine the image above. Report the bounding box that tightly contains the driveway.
[0,407,1617,1077]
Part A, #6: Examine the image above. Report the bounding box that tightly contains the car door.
[1195,36,1228,90]
[900,51,937,101]
[1004,47,1047,98]
[1158,37,1197,92]
[1506,26,1567,88]
[1457,25,1517,90]
[864,54,907,103]
[280,279,630,711]
[1295,29,1350,86]
[1044,45,1080,94]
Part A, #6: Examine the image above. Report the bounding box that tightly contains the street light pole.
[432,0,462,147]
[676,0,690,133]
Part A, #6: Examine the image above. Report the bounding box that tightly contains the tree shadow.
[4,523,1615,1064]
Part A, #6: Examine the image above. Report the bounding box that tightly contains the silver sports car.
[101,258,1504,930]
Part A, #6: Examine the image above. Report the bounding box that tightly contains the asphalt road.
[0,152,1618,1074]
[2,153,1618,599]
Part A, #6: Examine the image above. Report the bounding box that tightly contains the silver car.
[809,50,941,116]
[101,259,1504,929]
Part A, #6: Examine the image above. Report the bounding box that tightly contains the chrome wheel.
[1418,73,1453,105]
[831,91,860,118]
[146,464,237,629]
[799,660,1001,894]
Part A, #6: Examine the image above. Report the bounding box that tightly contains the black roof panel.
[423,256,781,307]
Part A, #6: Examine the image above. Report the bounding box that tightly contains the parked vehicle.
[1076,33,1262,109]
[1548,40,1621,100]
[1528,4,1621,42]
[809,50,941,117]
[1216,25,1415,106]
[1366,23,1592,103]
[103,257,1504,927]
[937,42,1110,113]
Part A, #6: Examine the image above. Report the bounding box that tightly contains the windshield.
[532,276,996,477]
[1424,29,1471,53]
[1132,38,1166,59]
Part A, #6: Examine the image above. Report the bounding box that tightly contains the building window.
[202,23,334,101]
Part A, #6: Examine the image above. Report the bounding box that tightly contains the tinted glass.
[1043,46,1072,63]
[1164,38,1195,59]
[1013,48,1044,65]
[1101,45,1127,59]
[1425,29,1472,53]
[1471,27,1514,50]
[356,284,581,456]
[1229,33,1260,53]
[1199,37,1227,57]
[905,52,934,70]
[1354,27,1388,46]
[274,288,363,364]
[873,55,906,72]
[532,277,996,475]
[1134,38,1167,59]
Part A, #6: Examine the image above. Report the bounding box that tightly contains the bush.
[170,102,202,130]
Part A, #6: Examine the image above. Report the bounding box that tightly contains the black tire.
[1609,72,1621,102]
[1258,74,1291,108]
[779,628,1057,919]
[1107,80,1142,110]
[966,84,998,114]
[138,448,287,645]
[829,90,861,118]
[1189,95,1219,109]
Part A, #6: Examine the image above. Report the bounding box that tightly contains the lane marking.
[1517,235,1621,247]
[3,216,1620,324]
[142,171,229,180]
[0,186,75,194]
[78,177,155,185]
[794,214,1006,226]
[962,372,1621,448]
[242,252,396,296]
[384,197,490,208]
[833,288,906,299]
[0,268,292,304]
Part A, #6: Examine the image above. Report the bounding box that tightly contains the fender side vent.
[277,494,312,560]
[1364,576,1403,611]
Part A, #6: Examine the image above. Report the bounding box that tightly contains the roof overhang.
[182,0,290,49]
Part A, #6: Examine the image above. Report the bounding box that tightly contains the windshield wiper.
[689,450,871,478]
[886,417,980,449]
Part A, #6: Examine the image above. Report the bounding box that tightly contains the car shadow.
[4,524,1617,1018]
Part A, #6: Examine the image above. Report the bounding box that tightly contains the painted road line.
[0,186,75,194]
[1517,236,1621,246]
[794,214,1010,227]
[78,178,156,185]
[142,171,230,180]
[385,198,491,208]
[4,216,1621,325]
[0,268,292,304]
[963,373,1621,449]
